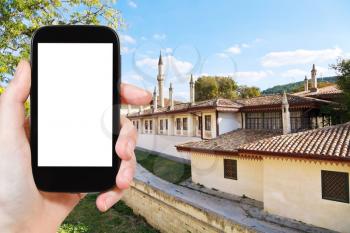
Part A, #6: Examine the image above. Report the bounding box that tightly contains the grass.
[135,149,191,184]
[59,194,158,233]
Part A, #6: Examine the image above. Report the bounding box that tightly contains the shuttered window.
[224,159,237,180]
[321,170,349,203]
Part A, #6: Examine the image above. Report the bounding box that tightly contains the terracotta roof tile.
[176,129,281,153]
[295,85,342,97]
[239,122,350,160]
[236,93,332,107]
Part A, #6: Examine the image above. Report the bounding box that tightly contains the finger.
[116,149,136,190]
[96,187,124,212]
[2,60,31,104]
[24,117,30,140]
[120,83,152,105]
[115,116,137,161]
[0,60,31,138]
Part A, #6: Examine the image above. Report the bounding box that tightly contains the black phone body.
[31,25,120,192]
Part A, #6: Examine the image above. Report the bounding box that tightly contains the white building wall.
[264,158,350,233]
[218,112,241,135]
[191,153,263,201]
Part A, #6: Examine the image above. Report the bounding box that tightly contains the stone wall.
[122,179,255,233]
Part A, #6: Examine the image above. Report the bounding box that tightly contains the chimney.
[189,74,195,104]
[310,64,317,92]
[139,105,143,113]
[127,104,131,115]
[282,91,291,134]
[169,83,174,110]
[304,75,308,92]
[153,86,157,112]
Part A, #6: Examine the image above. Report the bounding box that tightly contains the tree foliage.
[332,58,350,120]
[194,76,238,101]
[0,0,123,83]
[237,85,261,99]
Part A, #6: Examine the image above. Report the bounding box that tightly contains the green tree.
[332,58,350,120]
[194,76,238,101]
[237,85,261,98]
[0,0,123,83]
[195,76,218,101]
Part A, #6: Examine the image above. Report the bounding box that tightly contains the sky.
[115,0,350,101]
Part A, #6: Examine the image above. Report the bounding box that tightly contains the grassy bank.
[59,194,158,233]
[135,149,191,184]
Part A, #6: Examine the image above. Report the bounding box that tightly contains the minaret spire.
[153,86,157,112]
[157,51,165,107]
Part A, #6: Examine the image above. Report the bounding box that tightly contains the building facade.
[177,123,350,233]
[127,61,339,139]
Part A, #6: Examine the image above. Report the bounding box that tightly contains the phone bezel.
[31,25,120,192]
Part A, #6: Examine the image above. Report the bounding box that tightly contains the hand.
[0,60,151,233]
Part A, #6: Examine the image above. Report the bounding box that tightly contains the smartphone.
[30,25,120,192]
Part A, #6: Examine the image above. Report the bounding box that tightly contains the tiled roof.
[236,93,332,108]
[128,98,241,117]
[128,93,336,117]
[239,122,350,161]
[294,85,342,98]
[176,129,281,154]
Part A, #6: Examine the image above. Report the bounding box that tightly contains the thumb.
[0,60,31,134]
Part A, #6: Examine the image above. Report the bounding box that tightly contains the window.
[160,119,163,130]
[145,120,148,130]
[183,118,188,130]
[136,121,139,129]
[224,159,237,180]
[205,115,211,131]
[246,112,281,130]
[176,118,181,130]
[198,116,202,130]
[150,120,153,130]
[290,111,304,132]
[321,170,349,203]
[165,119,168,130]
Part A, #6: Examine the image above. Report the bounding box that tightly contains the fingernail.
[126,141,135,159]
[104,198,111,211]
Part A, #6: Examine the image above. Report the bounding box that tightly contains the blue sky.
[115,0,350,101]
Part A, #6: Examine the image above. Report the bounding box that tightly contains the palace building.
[176,122,350,233]
[127,52,340,139]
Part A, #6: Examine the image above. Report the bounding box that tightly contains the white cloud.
[120,34,136,44]
[165,48,173,53]
[153,33,166,40]
[235,71,273,82]
[136,55,193,73]
[140,36,147,41]
[281,69,307,78]
[226,45,241,54]
[261,48,343,67]
[128,0,137,8]
[121,46,135,55]
[241,43,250,48]
[216,53,229,58]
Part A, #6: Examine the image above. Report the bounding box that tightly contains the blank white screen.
[38,43,113,167]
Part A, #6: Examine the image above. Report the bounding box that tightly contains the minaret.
[304,75,308,92]
[157,51,165,107]
[189,74,195,104]
[282,91,291,134]
[153,86,157,112]
[310,64,317,92]
[169,83,174,110]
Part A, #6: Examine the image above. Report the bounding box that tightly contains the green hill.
[262,76,338,95]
